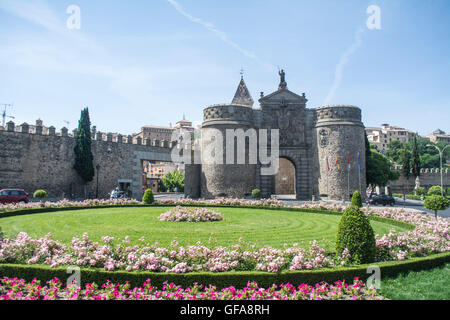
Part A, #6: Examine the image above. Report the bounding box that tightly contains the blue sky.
[0,0,449,135]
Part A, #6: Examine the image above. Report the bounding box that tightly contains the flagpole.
[357,152,362,195]
[347,153,350,201]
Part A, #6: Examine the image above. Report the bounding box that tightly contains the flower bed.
[0,277,382,300]
[159,206,224,222]
[0,199,448,274]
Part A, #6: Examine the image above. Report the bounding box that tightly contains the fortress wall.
[389,169,450,194]
[315,106,367,200]
[0,124,172,200]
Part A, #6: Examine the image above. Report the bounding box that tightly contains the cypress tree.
[74,108,95,183]
[411,134,421,179]
[401,148,412,180]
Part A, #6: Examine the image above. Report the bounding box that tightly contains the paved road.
[154,194,450,218]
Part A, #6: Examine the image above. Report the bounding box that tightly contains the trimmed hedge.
[336,206,376,264]
[1,252,449,289]
[33,190,47,199]
[351,191,363,208]
[142,189,155,205]
[0,203,447,288]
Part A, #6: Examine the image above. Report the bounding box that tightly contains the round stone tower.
[201,104,256,198]
[314,105,366,200]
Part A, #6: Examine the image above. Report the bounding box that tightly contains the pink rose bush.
[159,206,224,222]
[0,199,448,273]
[0,199,141,213]
[0,277,382,300]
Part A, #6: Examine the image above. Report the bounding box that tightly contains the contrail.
[166,0,276,72]
[324,27,365,105]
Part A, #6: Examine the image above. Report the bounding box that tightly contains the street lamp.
[96,164,101,199]
[427,144,449,197]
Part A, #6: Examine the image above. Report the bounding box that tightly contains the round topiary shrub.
[142,189,154,205]
[33,190,47,199]
[336,206,376,264]
[350,190,363,208]
[427,186,443,196]
[251,189,262,199]
[414,187,426,196]
[424,195,450,219]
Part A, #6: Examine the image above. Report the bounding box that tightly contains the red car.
[0,189,29,204]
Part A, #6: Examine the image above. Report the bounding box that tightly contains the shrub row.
[0,252,448,289]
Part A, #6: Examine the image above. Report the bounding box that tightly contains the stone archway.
[275,157,296,196]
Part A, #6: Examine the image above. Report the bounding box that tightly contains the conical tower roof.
[232,76,254,107]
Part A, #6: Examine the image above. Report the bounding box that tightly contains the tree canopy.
[366,146,400,188]
[73,108,95,183]
[386,135,448,169]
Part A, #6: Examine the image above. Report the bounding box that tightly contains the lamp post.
[96,164,101,199]
[427,144,449,197]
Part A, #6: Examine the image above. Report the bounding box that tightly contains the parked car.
[368,194,395,206]
[0,189,29,204]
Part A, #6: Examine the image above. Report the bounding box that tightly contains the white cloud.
[324,27,365,105]
[166,0,276,72]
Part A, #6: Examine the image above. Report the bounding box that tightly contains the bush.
[415,187,426,196]
[424,195,450,219]
[336,206,376,264]
[33,190,47,199]
[0,252,448,290]
[142,189,154,205]
[446,187,450,197]
[350,191,363,208]
[251,189,261,199]
[427,186,443,196]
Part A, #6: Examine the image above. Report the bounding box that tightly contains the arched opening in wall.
[274,157,296,199]
[141,160,181,195]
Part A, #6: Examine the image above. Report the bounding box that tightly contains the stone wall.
[389,168,450,194]
[0,122,173,200]
[314,106,367,200]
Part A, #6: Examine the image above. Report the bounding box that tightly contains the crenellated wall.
[0,121,174,200]
[388,167,450,193]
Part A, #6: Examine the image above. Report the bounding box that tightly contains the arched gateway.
[185,72,367,201]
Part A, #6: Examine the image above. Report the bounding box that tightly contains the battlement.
[393,166,449,174]
[315,105,362,123]
[203,104,254,126]
[0,120,175,149]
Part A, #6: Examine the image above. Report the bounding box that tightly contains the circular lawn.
[0,206,410,249]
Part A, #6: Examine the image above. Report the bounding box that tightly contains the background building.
[426,129,450,144]
[365,124,415,153]
[134,117,194,146]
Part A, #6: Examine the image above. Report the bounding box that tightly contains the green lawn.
[0,207,409,249]
[380,264,450,300]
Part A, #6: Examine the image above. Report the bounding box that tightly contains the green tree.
[366,148,400,189]
[411,134,421,178]
[74,108,95,184]
[401,148,412,180]
[142,189,155,204]
[386,140,404,163]
[424,195,450,219]
[351,190,363,208]
[159,170,185,192]
[336,206,376,264]
[33,190,47,199]
[252,189,262,199]
[427,186,443,196]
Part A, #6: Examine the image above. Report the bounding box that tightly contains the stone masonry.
[0,123,172,200]
[185,72,367,201]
